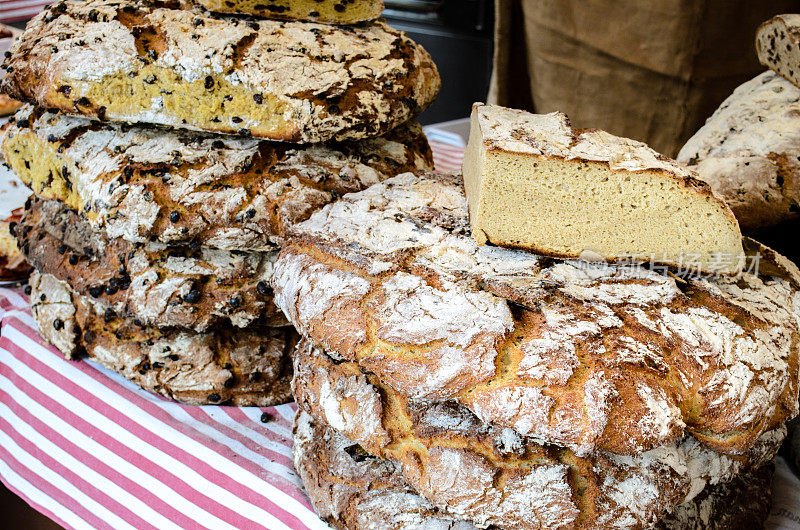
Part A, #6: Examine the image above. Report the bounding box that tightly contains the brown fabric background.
[489,0,798,157]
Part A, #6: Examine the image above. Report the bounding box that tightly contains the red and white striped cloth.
[0,136,464,530]
[0,0,48,22]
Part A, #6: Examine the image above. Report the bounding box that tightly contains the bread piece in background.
[194,0,384,23]
[0,23,21,116]
[678,71,800,231]
[757,14,800,89]
[462,104,744,275]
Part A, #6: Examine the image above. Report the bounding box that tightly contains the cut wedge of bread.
[757,14,800,89]
[462,104,745,275]
[194,0,384,23]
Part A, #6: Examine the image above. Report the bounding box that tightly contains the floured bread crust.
[18,198,286,332]
[292,340,784,530]
[30,271,295,406]
[193,0,385,23]
[293,409,476,530]
[273,171,800,456]
[294,409,775,530]
[1,0,440,143]
[677,71,800,230]
[2,106,433,250]
[757,14,800,89]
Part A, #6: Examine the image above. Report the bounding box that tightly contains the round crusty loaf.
[30,270,295,406]
[1,0,440,143]
[677,71,800,230]
[18,198,285,332]
[2,106,433,250]
[293,409,775,530]
[272,171,800,457]
[291,339,784,530]
[193,0,385,24]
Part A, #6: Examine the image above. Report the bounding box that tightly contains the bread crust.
[0,208,31,281]
[291,339,784,530]
[294,409,775,530]
[677,71,800,230]
[272,171,800,456]
[0,0,440,143]
[192,0,385,23]
[2,106,433,250]
[30,270,294,406]
[18,198,286,332]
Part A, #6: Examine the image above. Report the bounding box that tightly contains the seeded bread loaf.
[193,0,384,23]
[756,14,800,89]
[272,171,800,456]
[294,409,775,530]
[30,271,294,406]
[677,71,800,230]
[1,0,440,143]
[17,198,285,332]
[2,106,433,250]
[0,208,30,281]
[462,104,745,275]
[291,339,784,530]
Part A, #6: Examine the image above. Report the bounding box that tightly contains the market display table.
[2,133,800,530]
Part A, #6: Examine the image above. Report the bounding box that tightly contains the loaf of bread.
[677,71,800,230]
[0,208,30,281]
[30,271,295,406]
[293,408,775,530]
[291,339,784,530]
[462,104,745,274]
[194,0,384,23]
[757,14,800,89]
[17,198,286,332]
[2,106,433,250]
[272,171,800,456]
[1,0,439,143]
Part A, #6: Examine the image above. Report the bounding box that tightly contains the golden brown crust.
[272,171,800,457]
[2,106,433,250]
[0,94,21,117]
[291,339,784,530]
[0,207,31,281]
[30,270,295,406]
[294,408,775,530]
[17,198,286,332]
[1,0,440,143]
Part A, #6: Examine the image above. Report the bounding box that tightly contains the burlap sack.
[490,0,798,157]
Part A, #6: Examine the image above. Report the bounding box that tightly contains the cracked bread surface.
[462,104,744,275]
[2,106,433,250]
[193,0,384,23]
[17,198,286,332]
[0,0,440,143]
[30,271,295,406]
[677,71,800,230]
[291,339,784,530]
[293,408,775,530]
[756,14,800,89]
[272,171,800,457]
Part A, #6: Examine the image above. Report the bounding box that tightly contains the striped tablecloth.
[0,0,49,23]
[0,135,465,530]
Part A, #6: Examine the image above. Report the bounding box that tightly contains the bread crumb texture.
[272,171,800,457]
[757,14,800,89]
[462,104,744,274]
[17,198,286,332]
[292,340,783,529]
[2,106,433,250]
[194,0,384,23]
[677,71,800,230]
[1,0,439,142]
[30,271,296,406]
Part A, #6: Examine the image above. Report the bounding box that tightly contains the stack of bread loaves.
[1,0,440,405]
[277,111,800,527]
